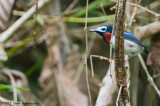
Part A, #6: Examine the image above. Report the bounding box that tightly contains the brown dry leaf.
[38,42,101,105]
[0,0,15,32]
[38,45,89,106]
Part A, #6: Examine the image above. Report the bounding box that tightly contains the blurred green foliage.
[0,84,25,91]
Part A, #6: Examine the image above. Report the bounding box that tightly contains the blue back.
[124,31,145,48]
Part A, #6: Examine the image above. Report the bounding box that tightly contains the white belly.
[110,36,144,55]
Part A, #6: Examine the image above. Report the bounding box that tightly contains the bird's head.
[89,25,113,44]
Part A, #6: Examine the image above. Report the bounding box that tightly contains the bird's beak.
[89,29,97,32]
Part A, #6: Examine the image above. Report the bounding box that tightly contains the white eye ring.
[96,26,107,32]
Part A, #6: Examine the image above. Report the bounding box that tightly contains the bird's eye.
[102,28,105,31]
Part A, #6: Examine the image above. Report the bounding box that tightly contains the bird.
[89,25,148,61]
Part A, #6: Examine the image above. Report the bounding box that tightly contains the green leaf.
[6,35,33,56]
[72,0,114,17]
[25,52,47,77]
[63,15,115,23]
[0,84,25,91]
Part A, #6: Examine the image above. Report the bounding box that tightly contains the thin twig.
[127,2,160,17]
[100,0,107,15]
[108,3,117,82]
[84,0,92,105]
[109,23,115,81]
[73,33,96,83]
[90,55,94,77]
[116,84,123,106]
[35,0,38,25]
[137,1,160,15]
[128,1,138,26]
[90,55,111,77]
[64,0,78,14]
[33,0,39,44]
[138,54,160,97]
[90,55,110,61]
[124,55,130,89]
[153,73,160,79]
[110,4,117,82]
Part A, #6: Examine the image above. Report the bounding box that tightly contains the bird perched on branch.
[89,25,148,61]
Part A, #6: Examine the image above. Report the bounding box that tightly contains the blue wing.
[124,31,144,48]
[112,31,148,54]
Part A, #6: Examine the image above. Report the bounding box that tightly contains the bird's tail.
[144,47,148,54]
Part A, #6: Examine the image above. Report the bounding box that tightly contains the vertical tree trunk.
[114,0,130,105]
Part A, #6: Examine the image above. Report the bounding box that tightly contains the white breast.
[110,36,144,55]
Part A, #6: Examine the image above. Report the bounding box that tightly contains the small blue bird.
[89,25,148,61]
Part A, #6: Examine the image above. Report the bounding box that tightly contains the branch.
[126,2,160,17]
[134,21,160,40]
[96,61,117,106]
[0,96,13,102]
[127,0,141,26]
[114,0,130,105]
[138,54,160,97]
[136,1,160,15]
[90,55,110,76]
[0,0,50,43]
